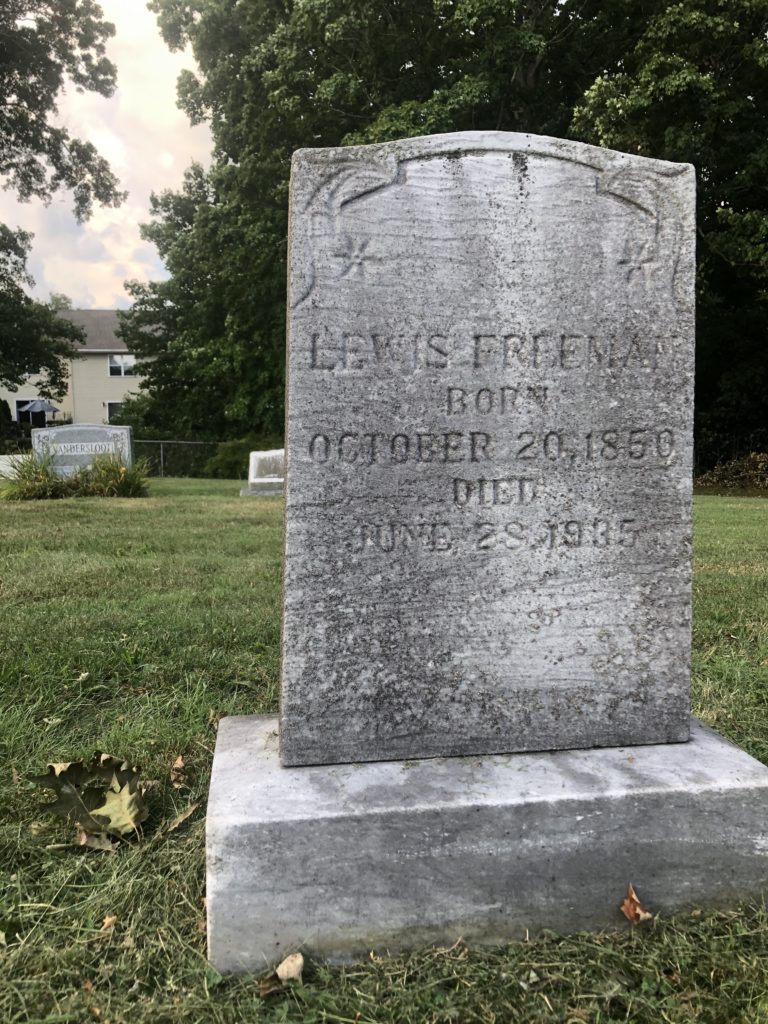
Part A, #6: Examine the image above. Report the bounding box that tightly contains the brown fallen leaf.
[620,882,653,924]
[100,915,118,934]
[77,828,118,853]
[165,801,201,834]
[259,973,285,998]
[30,754,150,841]
[259,952,305,997]
[276,952,304,983]
[170,755,187,789]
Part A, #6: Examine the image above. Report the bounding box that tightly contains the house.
[0,310,143,427]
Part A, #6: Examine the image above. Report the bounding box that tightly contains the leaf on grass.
[259,973,287,998]
[94,779,149,835]
[76,829,118,853]
[259,952,304,997]
[276,952,304,983]
[30,753,150,841]
[170,755,187,789]
[100,915,118,933]
[165,801,201,834]
[620,882,653,923]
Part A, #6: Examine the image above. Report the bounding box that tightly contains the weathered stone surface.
[207,715,768,972]
[240,448,284,497]
[32,423,132,477]
[281,131,696,766]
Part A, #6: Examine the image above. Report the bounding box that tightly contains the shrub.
[0,452,149,500]
[203,434,284,479]
[77,454,150,497]
[696,451,768,490]
[0,452,75,500]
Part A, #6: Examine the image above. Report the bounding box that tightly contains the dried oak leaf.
[170,755,187,789]
[259,974,285,998]
[620,883,653,924]
[30,754,150,842]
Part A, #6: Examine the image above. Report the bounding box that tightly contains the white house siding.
[0,373,75,422]
[0,310,144,425]
[69,352,141,424]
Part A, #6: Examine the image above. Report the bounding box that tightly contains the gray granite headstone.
[32,424,133,478]
[208,133,768,971]
[281,131,695,767]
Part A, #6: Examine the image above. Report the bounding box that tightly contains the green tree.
[125,0,633,438]
[0,225,84,397]
[0,1,125,398]
[130,0,768,459]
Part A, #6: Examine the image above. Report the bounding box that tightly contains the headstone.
[280,130,695,766]
[207,132,768,972]
[32,424,132,477]
[239,448,284,497]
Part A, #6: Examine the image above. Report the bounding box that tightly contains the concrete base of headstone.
[239,479,284,497]
[207,715,768,973]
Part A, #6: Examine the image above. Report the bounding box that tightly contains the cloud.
[0,0,212,309]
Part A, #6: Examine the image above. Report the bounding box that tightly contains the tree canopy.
[0,1,125,398]
[124,0,768,462]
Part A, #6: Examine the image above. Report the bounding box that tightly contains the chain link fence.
[0,436,249,478]
[134,439,225,478]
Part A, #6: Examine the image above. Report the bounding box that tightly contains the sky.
[0,0,212,310]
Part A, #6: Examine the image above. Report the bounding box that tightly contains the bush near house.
[0,452,149,500]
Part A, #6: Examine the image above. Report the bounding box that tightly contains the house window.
[106,402,124,423]
[108,354,136,377]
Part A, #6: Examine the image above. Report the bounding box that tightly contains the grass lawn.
[1,481,766,1023]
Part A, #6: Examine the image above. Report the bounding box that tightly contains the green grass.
[1,483,767,1023]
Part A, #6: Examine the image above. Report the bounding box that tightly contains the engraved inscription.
[309,431,492,464]
[350,522,453,553]
[307,428,676,469]
[308,330,674,374]
[474,518,639,551]
[453,477,538,507]
[446,385,548,413]
[473,333,667,371]
[347,517,643,556]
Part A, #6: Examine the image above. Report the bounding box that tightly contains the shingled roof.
[59,309,128,353]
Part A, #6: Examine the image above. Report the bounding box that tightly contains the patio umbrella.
[19,399,59,414]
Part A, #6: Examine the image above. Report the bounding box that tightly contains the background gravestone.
[239,448,284,496]
[281,131,695,766]
[32,424,133,477]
